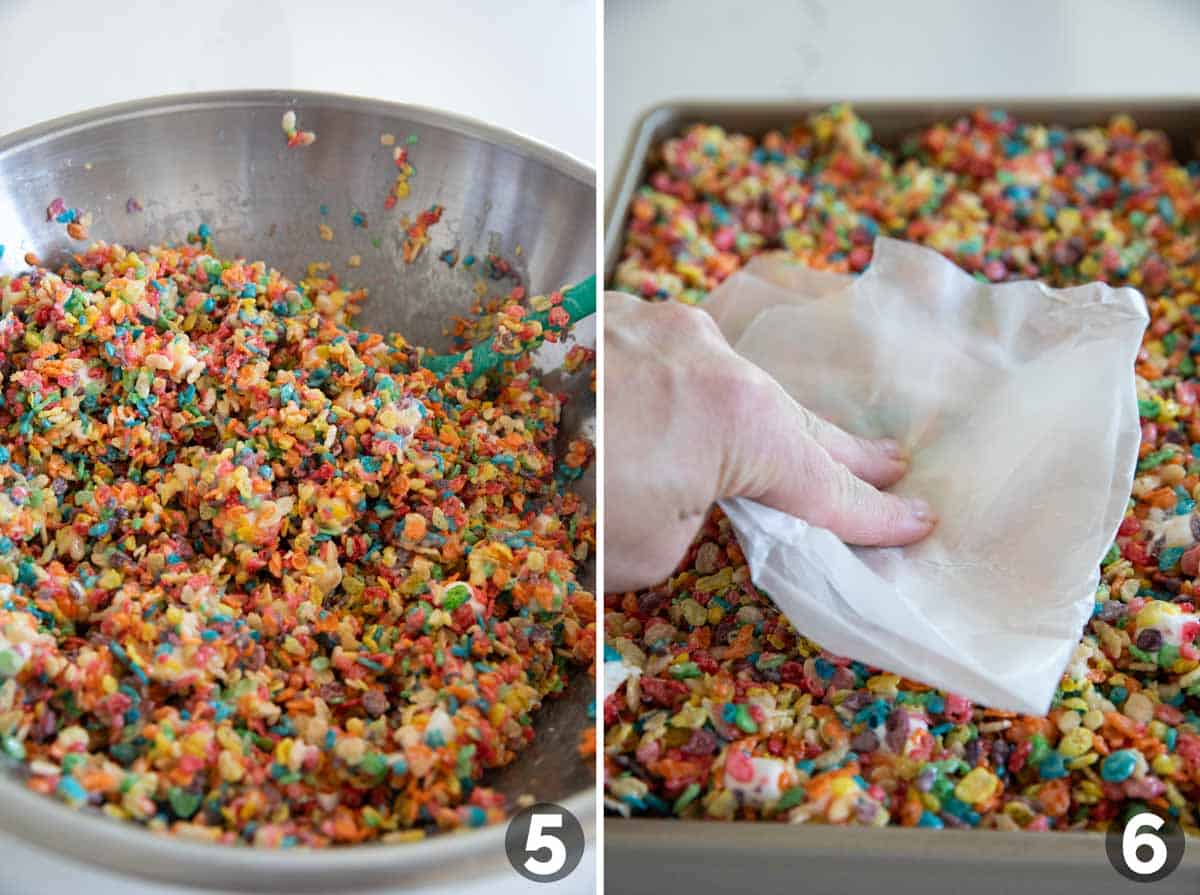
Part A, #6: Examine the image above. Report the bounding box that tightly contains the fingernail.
[876,438,906,461]
[905,497,935,524]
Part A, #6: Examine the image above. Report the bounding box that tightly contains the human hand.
[603,291,937,592]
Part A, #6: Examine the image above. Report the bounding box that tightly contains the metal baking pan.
[603,98,1200,895]
[605,97,1200,278]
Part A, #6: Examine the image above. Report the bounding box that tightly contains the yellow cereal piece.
[218,750,244,782]
[1153,754,1181,776]
[1136,601,1181,630]
[1058,727,1094,758]
[866,674,900,696]
[1056,207,1082,235]
[829,776,861,799]
[1002,801,1032,828]
[954,767,1000,804]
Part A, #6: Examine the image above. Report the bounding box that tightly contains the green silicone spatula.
[421,275,596,379]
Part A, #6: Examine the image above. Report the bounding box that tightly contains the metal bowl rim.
[0,88,595,186]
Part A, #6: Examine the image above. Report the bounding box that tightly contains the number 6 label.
[505,802,586,883]
[1106,810,1185,883]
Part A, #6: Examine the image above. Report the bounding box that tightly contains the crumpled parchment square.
[709,238,1148,714]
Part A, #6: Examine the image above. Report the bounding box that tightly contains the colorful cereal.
[46,198,90,241]
[385,148,416,211]
[606,105,1200,834]
[400,206,444,265]
[281,109,316,149]
[0,232,595,846]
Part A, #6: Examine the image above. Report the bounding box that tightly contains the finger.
[787,398,908,489]
[725,376,935,545]
[603,510,707,593]
[756,433,936,546]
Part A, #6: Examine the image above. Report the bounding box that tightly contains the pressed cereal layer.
[0,235,595,846]
[605,106,1200,832]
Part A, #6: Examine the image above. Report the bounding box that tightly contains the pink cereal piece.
[1124,775,1166,800]
[944,693,972,723]
[1155,702,1185,725]
[984,259,1008,281]
[725,747,755,784]
[635,740,661,766]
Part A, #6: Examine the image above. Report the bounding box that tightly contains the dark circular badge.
[504,801,585,883]
[1105,810,1185,883]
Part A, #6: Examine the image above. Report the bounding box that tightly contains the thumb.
[727,373,936,547]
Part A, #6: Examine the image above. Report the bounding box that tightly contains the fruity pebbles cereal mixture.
[605,105,1200,832]
[0,231,595,846]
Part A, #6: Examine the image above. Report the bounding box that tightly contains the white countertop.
[0,834,596,895]
[0,2,595,893]
[0,0,596,166]
[605,0,1200,192]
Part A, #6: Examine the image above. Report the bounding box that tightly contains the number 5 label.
[524,813,568,876]
[505,802,586,883]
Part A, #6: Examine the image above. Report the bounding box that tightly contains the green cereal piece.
[733,704,758,734]
[673,782,702,813]
[669,662,701,679]
[1128,644,1155,663]
[1138,448,1176,472]
[775,786,807,811]
[167,787,201,819]
[0,735,23,760]
[0,651,21,677]
[359,752,389,778]
[1028,734,1051,767]
[442,582,472,611]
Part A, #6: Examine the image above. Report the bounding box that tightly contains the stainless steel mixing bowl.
[0,90,595,892]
